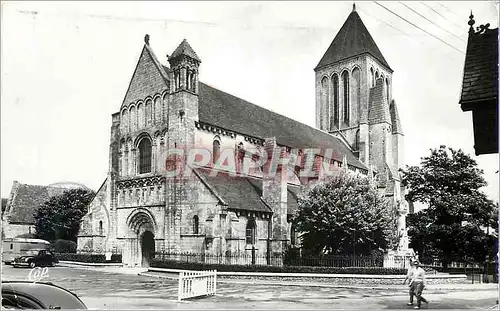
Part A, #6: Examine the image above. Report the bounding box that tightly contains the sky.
[1,1,499,205]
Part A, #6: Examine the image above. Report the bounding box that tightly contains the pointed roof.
[168,39,201,62]
[5,182,69,224]
[389,99,403,135]
[315,7,391,71]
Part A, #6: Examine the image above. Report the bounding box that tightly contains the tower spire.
[353,2,356,12]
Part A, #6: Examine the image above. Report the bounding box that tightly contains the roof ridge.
[199,82,352,150]
[194,165,301,186]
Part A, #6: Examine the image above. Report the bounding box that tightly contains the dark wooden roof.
[460,23,498,110]
[315,8,391,71]
[195,168,301,215]
[198,82,368,171]
[6,183,67,224]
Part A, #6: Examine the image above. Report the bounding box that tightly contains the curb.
[59,261,123,267]
[147,267,467,279]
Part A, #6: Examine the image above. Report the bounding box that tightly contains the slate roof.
[195,168,302,215]
[197,82,368,171]
[459,25,498,109]
[168,39,201,62]
[315,7,391,71]
[368,78,391,125]
[389,100,403,135]
[5,183,68,224]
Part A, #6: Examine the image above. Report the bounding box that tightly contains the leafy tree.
[34,188,95,242]
[294,171,396,256]
[401,145,497,267]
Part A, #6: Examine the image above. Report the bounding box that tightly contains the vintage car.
[12,250,59,268]
[1,281,87,309]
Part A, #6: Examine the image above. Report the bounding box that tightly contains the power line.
[399,2,465,42]
[359,5,462,64]
[373,1,464,54]
[358,7,411,36]
[436,2,465,20]
[421,2,467,34]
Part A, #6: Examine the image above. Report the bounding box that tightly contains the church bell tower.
[314,4,409,252]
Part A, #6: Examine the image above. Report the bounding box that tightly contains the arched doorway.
[141,230,155,267]
[126,208,157,267]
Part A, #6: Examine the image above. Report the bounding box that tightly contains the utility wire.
[421,2,467,34]
[399,2,465,42]
[358,7,411,36]
[359,5,462,63]
[373,1,464,54]
[436,2,465,20]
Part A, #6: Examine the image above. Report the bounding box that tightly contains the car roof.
[1,281,87,309]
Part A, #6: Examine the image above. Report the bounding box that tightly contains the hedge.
[150,259,407,275]
[51,240,77,253]
[55,253,122,263]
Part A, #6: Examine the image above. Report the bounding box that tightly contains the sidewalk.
[59,262,499,292]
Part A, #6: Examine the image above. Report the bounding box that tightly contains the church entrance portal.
[141,230,155,267]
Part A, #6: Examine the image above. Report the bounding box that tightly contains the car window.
[38,250,46,256]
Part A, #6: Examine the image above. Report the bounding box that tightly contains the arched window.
[191,71,196,92]
[352,68,361,123]
[137,103,144,129]
[99,221,103,235]
[121,109,129,132]
[342,71,350,125]
[193,215,199,234]
[355,129,360,150]
[129,106,136,132]
[175,70,180,90]
[145,100,152,126]
[154,97,161,123]
[320,77,329,130]
[290,223,297,246]
[385,78,390,103]
[331,74,339,131]
[370,68,375,87]
[213,139,221,164]
[375,71,380,84]
[139,138,152,174]
[246,219,256,245]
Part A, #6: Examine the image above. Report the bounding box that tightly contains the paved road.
[2,264,498,309]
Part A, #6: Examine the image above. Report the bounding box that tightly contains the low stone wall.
[147,267,468,285]
[217,275,468,285]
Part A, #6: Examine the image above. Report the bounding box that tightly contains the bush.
[51,239,77,253]
[150,259,406,275]
[55,253,122,263]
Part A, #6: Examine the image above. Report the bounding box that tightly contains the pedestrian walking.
[403,260,416,306]
[412,261,428,309]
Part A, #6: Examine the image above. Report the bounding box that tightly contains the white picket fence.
[178,270,217,301]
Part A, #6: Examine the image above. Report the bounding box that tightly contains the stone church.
[77,5,410,267]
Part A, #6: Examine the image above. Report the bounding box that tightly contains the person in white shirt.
[411,261,428,309]
[402,260,416,306]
